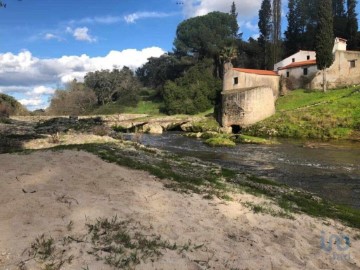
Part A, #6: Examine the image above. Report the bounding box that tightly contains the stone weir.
[220,86,275,129]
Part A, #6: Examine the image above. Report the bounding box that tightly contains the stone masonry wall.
[221,87,275,128]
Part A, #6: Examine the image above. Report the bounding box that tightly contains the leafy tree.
[258,0,272,69]
[332,0,347,38]
[135,53,193,96]
[48,80,97,115]
[0,93,28,117]
[315,0,334,92]
[162,59,221,115]
[346,0,358,49]
[85,67,140,106]
[173,11,238,79]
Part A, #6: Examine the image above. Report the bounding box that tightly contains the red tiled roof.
[233,68,278,76]
[279,59,317,70]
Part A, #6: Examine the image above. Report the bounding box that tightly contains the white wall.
[274,51,316,71]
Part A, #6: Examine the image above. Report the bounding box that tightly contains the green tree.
[162,59,221,115]
[333,0,347,38]
[85,67,140,106]
[285,0,302,56]
[173,11,238,79]
[48,80,97,115]
[315,0,334,92]
[0,93,28,117]
[258,0,272,69]
[230,1,239,39]
[346,0,358,49]
[135,53,193,96]
[272,0,282,65]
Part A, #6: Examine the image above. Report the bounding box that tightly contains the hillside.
[244,87,360,140]
[0,93,28,117]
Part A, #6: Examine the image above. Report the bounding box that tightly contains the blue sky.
[0,0,358,110]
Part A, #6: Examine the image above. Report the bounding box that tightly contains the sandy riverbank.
[0,150,359,269]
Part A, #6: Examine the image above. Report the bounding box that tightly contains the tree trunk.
[323,68,327,92]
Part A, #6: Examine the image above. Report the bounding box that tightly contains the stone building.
[276,37,360,90]
[220,67,279,130]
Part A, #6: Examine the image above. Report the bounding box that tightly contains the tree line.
[48,0,358,115]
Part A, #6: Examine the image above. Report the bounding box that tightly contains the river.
[127,132,360,209]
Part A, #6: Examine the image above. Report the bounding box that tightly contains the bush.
[163,59,221,115]
[0,103,10,118]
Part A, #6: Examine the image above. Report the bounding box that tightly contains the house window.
[307,55,310,60]
[286,71,290,78]
[350,60,356,68]
[234,77,238,85]
[292,58,295,62]
[303,68,308,75]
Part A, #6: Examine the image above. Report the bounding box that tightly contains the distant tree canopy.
[174,11,239,79]
[162,59,221,115]
[84,67,140,106]
[135,53,193,95]
[0,93,28,117]
[47,80,97,115]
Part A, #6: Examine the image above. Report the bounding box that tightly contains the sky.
[0,0,358,110]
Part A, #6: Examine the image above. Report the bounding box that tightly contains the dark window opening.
[286,71,290,78]
[303,68,308,75]
[350,60,356,68]
[292,58,295,62]
[231,125,241,134]
[234,77,238,85]
[307,55,310,60]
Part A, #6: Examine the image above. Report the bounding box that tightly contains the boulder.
[143,123,163,134]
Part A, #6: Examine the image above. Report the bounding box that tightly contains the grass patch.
[86,216,194,269]
[242,201,294,219]
[204,136,236,147]
[122,100,164,115]
[244,87,360,140]
[235,134,276,145]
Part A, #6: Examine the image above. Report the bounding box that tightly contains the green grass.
[244,87,360,140]
[91,100,164,116]
[235,134,277,145]
[122,100,165,115]
[204,136,236,147]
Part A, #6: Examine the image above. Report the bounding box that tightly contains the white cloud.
[0,47,165,109]
[182,0,262,19]
[70,27,97,43]
[28,86,55,96]
[19,97,43,107]
[124,12,176,24]
[244,21,258,32]
[69,15,122,25]
[44,33,62,41]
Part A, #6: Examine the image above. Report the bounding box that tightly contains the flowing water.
[128,132,360,209]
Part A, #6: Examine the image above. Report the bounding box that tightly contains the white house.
[275,37,360,90]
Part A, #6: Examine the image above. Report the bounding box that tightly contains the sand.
[0,150,359,270]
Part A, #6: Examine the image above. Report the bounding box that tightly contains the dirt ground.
[0,150,359,270]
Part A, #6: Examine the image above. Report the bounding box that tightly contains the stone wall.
[223,69,280,98]
[221,87,275,128]
[311,50,360,89]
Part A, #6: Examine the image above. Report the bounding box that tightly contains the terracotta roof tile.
[233,68,278,76]
[279,59,317,70]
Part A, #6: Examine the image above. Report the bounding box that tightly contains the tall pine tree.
[258,0,272,69]
[272,0,282,65]
[315,0,334,92]
[333,0,347,38]
[285,0,301,56]
[346,0,358,50]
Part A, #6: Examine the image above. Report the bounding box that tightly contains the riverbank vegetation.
[244,87,360,140]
